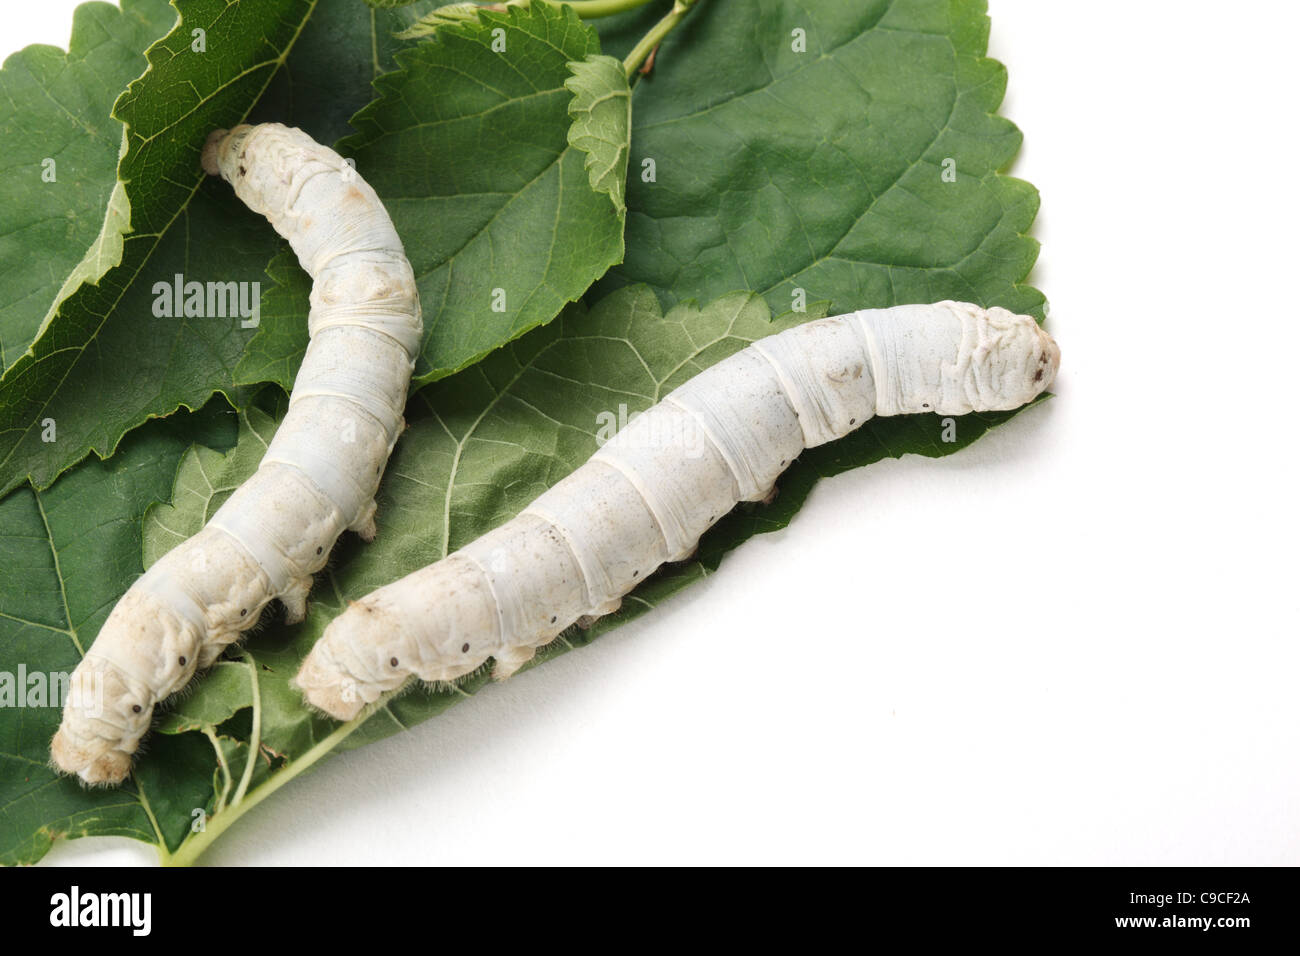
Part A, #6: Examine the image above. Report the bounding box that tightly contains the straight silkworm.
[295,301,1059,719]
[51,123,421,784]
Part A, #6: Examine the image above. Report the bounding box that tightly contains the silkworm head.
[50,592,199,784]
[966,306,1061,410]
[1003,309,1062,400]
[201,124,255,179]
[295,599,409,721]
[50,661,150,785]
[1032,322,1061,394]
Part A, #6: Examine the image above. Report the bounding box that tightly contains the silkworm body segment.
[51,124,421,784]
[296,302,1058,719]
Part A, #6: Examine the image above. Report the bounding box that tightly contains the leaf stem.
[621,0,699,79]
[203,726,233,814]
[413,0,654,33]
[231,651,262,807]
[542,0,655,16]
[163,699,387,867]
[134,778,171,864]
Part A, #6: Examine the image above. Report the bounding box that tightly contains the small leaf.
[566,53,633,214]
[155,661,252,734]
[396,3,486,38]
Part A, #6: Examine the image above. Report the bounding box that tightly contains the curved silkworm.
[51,123,422,784]
[295,301,1059,719]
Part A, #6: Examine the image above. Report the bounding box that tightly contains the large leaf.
[595,0,1043,451]
[0,284,1041,864]
[0,0,176,373]
[0,400,236,866]
[0,0,319,498]
[236,1,630,391]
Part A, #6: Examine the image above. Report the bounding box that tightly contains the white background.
[11,0,1298,865]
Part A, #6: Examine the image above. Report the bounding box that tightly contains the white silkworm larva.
[295,301,1059,720]
[51,123,421,784]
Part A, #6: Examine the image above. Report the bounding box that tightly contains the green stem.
[401,0,655,39]
[203,726,233,814]
[538,0,655,16]
[164,700,387,867]
[231,651,262,807]
[478,0,657,18]
[134,778,172,865]
[621,0,698,78]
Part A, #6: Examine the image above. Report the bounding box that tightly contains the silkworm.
[295,301,1059,719]
[51,123,422,784]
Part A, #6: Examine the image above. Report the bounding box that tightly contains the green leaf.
[565,53,632,214]
[394,1,480,37]
[0,0,318,498]
[154,660,252,734]
[142,406,277,567]
[395,2,665,42]
[236,0,628,391]
[0,0,177,373]
[0,400,236,866]
[248,1,443,146]
[595,0,1043,452]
